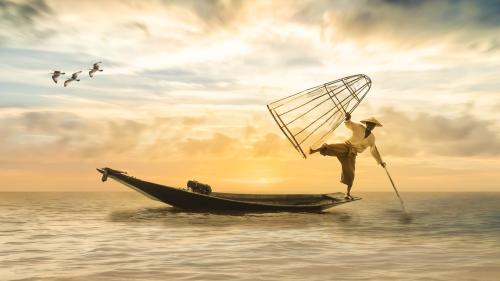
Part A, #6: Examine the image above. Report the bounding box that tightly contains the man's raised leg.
[309,147,320,154]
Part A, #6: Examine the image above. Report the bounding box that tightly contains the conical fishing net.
[267,74,372,158]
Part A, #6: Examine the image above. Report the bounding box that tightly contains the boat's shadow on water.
[108,207,180,222]
[107,203,420,232]
[107,207,367,227]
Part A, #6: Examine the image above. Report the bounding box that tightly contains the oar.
[383,165,408,213]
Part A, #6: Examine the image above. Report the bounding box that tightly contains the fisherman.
[309,112,385,200]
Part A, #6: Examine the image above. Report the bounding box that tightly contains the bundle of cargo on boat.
[187,180,212,195]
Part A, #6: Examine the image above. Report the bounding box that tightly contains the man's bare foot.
[344,194,353,200]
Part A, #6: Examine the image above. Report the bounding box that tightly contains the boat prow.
[96,167,361,212]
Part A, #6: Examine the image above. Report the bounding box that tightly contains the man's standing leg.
[339,151,356,200]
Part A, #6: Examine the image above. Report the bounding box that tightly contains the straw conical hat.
[360,117,383,127]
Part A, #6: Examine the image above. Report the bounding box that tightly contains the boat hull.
[97,168,359,212]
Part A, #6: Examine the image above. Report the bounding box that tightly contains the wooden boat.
[97,167,360,212]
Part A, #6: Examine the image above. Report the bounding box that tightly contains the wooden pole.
[384,166,408,213]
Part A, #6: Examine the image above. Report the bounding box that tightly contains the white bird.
[50,70,65,84]
[64,71,82,87]
[89,61,103,78]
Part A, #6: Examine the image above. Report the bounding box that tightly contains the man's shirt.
[344,120,383,164]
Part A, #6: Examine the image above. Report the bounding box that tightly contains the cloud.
[291,0,500,55]
[376,107,500,157]
[0,0,52,26]
[3,0,500,60]
[251,132,291,157]
[0,0,54,44]
[176,132,239,156]
[140,67,236,89]
[0,106,301,165]
[0,111,150,159]
[123,21,151,37]
[168,0,245,28]
[181,116,207,126]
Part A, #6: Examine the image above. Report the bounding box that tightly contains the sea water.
[1,192,499,281]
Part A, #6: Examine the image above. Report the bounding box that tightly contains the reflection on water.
[1,192,499,281]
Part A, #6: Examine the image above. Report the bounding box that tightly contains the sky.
[0,0,499,193]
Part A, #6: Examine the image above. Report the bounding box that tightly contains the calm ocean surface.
[1,192,499,281]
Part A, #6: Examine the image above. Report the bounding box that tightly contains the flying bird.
[50,70,65,84]
[64,71,82,87]
[89,61,103,78]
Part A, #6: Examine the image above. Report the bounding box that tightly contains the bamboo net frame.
[267,74,372,158]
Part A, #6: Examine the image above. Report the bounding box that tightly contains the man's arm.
[344,112,353,129]
[345,112,351,121]
[371,145,386,167]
